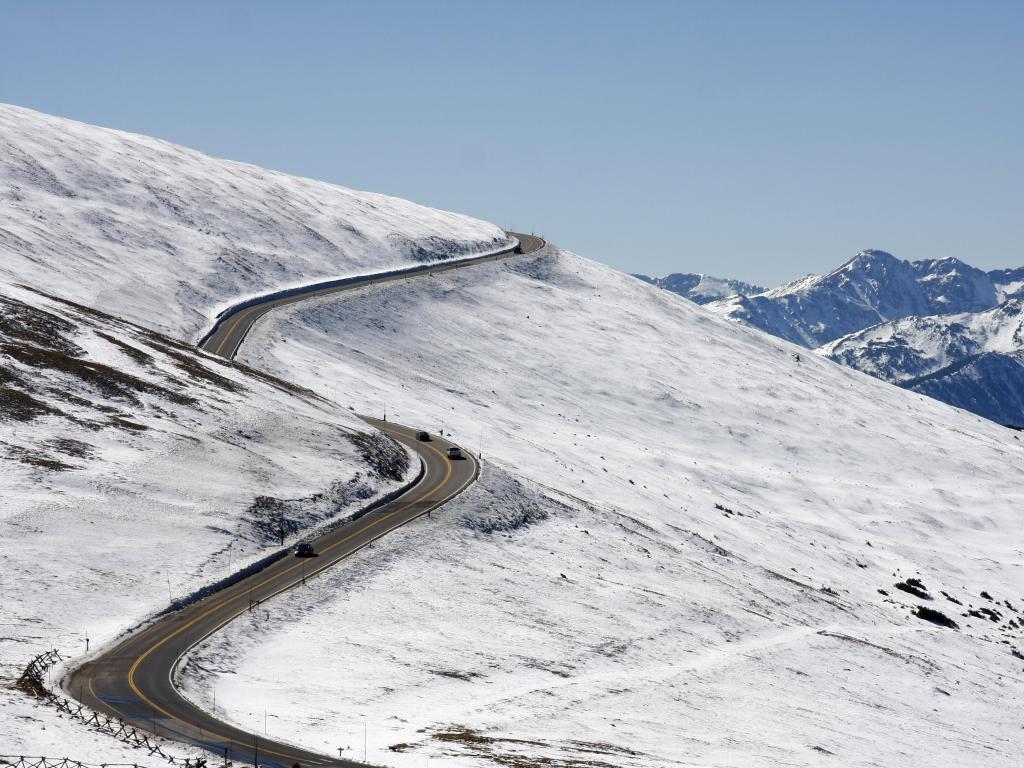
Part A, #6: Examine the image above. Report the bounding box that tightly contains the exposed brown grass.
[0,384,64,422]
[0,342,197,407]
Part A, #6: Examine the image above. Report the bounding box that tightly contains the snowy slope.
[0,103,504,761]
[0,104,509,340]
[171,246,1024,768]
[5,104,1024,766]
[632,271,764,304]
[0,282,413,759]
[988,267,1024,301]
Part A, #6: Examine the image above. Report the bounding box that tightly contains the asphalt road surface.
[65,231,545,765]
[202,232,545,359]
[67,420,478,767]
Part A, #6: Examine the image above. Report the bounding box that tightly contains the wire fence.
[14,650,208,768]
[0,759,205,768]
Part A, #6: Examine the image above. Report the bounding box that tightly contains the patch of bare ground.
[0,383,64,422]
[45,437,95,459]
[5,445,76,471]
[914,605,959,629]
[427,668,481,681]
[567,741,641,758]
[432,728,546,748]
[431,728,630,768]
[18,284,305,398]
[349,430,410,482]
[146,337,245,393]
[244,474,377,545]
[108,416,148,431]
[817,630,939,672]
[0,342,197,407]
[0,294,82,355]
[95,330,156,367]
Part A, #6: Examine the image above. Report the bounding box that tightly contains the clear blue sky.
[2,1,1021,285]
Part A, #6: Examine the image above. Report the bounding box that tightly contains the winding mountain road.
[203,233,545,359]
[65,232,545,766]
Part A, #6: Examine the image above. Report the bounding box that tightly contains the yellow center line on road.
[211,278,373,358]
[213,303,263,356]
[124,434,459,761]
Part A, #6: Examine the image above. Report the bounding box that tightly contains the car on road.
[294,542,317,558]
[416,430,431,441]
[446,446,462,460]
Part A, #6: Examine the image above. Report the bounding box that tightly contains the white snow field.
[3,105,1023,767]
[0,283,414,760]
[166,245,1024,768]
[0,103,510,341]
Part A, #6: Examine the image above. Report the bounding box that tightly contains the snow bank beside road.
[211,246,1024,767]
[0,103,509,340]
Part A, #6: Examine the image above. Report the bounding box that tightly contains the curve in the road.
[65,231,546,765]
[202,232,545,359]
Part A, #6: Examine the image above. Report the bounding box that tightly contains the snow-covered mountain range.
[3,105,1024,767]
[637,250,1024,425]
[710,250,1024,348]
[631,271,764,304]
[822,299,1024,382]
[821,299,1024,425]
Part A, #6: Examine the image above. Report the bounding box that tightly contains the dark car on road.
[446,446,463,460]
[416,431,431,441]
[294,542,317,558]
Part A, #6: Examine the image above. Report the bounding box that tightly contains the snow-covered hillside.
[0,282,412,759]
[632,271,764,304]
[5,105,1024,767]
[169,246,1024,768]
[711,250,1023,348]
[0,103,509,340]
[0,103,504,762]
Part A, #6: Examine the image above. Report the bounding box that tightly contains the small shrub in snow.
[913,605,958,629]
[967,607,1002,623]
[894,578,932,600]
